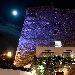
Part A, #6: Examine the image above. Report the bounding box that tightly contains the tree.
[68,65,75,75]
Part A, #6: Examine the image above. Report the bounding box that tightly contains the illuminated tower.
[15,6,75,66]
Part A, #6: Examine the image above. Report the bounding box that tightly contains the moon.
[13,10,17,15]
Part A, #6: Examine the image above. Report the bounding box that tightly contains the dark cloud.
[0,17,21,37]
[0,17,21,53]
[0,24,20,37]
[7,23,21,29]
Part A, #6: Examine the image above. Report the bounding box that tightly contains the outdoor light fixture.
[7,52,12,57]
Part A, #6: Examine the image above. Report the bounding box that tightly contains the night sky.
[0,0,75,53]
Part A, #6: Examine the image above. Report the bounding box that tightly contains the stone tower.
[14,6,75,66]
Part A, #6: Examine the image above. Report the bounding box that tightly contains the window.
[54,29,58,34]
[55,41,62,47]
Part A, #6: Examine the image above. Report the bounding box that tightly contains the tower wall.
[15,6,75,66]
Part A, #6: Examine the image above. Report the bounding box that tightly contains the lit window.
[55,41,62,47]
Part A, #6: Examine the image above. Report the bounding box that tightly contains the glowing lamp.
[7,52,12,57]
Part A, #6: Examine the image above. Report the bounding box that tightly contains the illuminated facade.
[15,6,75,66]
[36,47,75,57]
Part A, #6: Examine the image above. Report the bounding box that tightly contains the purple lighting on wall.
[17,6,75,54]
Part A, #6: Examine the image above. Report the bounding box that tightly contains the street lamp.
[7,52,12,57]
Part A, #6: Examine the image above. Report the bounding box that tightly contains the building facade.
[15,6,75,66]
